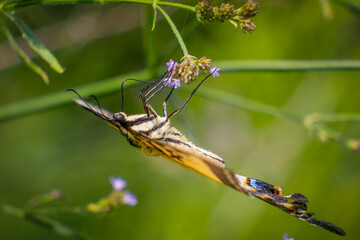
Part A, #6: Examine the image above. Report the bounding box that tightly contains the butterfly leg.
[162,87,175,118]
[166,73,213,120]
[138,71,172,117]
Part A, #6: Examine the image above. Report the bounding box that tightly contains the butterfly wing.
[137,134,345,236]
[72,96,345,236]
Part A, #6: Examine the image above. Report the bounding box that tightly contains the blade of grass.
[5,12,64,74]
[2,24,49,84]
[184,86,303,124]
[189,86,360,151]
[0,59,359,123]
[1,0,195,12]
[0,70,148,122]
[215,59,360,72]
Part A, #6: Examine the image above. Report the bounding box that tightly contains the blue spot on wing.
[247,178,279,194]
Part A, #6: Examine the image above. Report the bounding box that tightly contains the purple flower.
[283,233,294,240]
[122,192,138,206]
[110,177,127,191]
[163,77,171,87]
[210,67,220,77]
[163,78,181,89]
[171,79,181,89]
[166,59,178,71]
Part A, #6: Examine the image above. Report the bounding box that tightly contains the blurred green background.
[0,0,359,239]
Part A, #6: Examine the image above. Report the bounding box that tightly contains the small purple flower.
[283,233,294,240]
[163,78,181,89]
[210,67,220,77]
[110,177,127,191]
[163,77,171,87]
[122,192,138,206]
[171,79,181,89]
[166,59,178,71]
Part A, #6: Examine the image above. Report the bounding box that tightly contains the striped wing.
[137,134,346,236]
[72,96,345,236]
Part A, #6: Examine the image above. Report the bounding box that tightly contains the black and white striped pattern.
[73,97,345,236]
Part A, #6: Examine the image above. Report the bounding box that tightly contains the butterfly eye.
[114,113,125,122]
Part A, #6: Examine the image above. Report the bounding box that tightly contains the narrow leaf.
[5,12,65,74]
[151,3,157,31]
[0,70,149,122]
[2,25,49,84]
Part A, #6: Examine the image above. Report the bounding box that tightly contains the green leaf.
[5,12,65,74]
[2,24,49,84]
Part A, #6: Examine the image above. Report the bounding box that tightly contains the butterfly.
[67,77,345,236]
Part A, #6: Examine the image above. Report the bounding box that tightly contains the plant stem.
[1,59,360,122]
[215,59,360,72]
[186,87,304,124]
[0,70,148,122]
[1,0,195,12]
[156,5,189,56]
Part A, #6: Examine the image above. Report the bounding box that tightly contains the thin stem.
[1,59,360,122]
[0,70,149,122]
[156,5,189,56]
[1,0,195,12]
[214,59,360,72]
[306,113,360,123]
[184,87,304,124]
[184,87,360,151]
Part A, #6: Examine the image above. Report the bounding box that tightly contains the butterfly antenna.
[88,94,105,117]
[66,88,99,114]
[162,86,175,117]
[121,78,148,112]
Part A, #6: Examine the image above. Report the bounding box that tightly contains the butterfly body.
[71,93,345,236]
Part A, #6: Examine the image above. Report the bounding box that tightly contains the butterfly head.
[114,112,127,123]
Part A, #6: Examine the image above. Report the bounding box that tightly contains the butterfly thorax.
[111,112,224,167]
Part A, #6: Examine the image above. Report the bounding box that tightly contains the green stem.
[307,113,360,123]
[186,87,304,124]
[1,59,360,123]
[156,5,189,56]
[215,59,360,72]
[0,70,149,122]
[1,0,195,11]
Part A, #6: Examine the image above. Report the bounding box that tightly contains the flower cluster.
[195,0,259,33]
[164,56,220,88]
[87,177,138,214]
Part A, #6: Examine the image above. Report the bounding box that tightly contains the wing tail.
[145,138,345,236]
